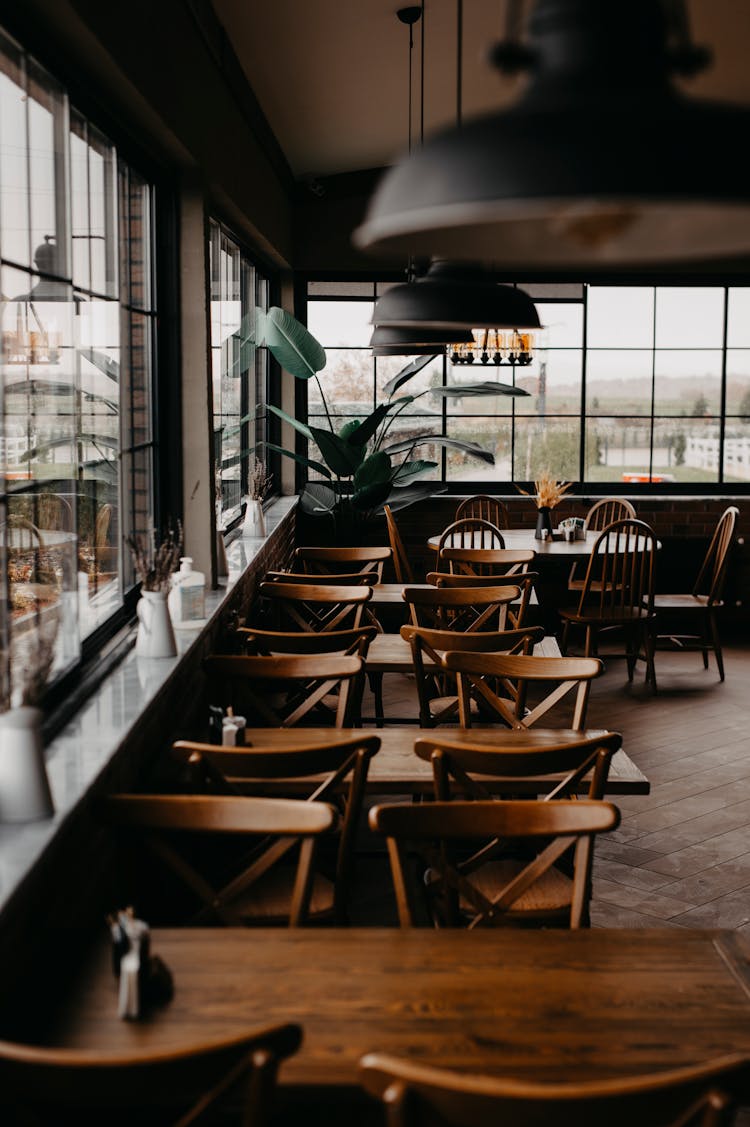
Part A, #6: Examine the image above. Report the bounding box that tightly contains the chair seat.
[465,859,573,914]
[235,867,335,923]
[559,606,655,626]
[651,593,715,611]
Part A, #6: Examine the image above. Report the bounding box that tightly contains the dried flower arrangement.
[517,472,573,510]
[248,457,273,502]
[125,521,183,592]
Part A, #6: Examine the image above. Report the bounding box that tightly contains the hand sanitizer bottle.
[168,556,206,627]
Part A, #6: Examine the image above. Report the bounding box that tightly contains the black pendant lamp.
[371,323,473,356]
[355,0,750,268]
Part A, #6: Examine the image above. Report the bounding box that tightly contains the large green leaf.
[265,441,331,479]
[381,355,435,398]
[299,482,338,514]
[382,435,496,465]
[392,459,437,484]
[430,381,529,398]
[228,309,260,377]
[345,397,413,447]
[338,419,362,442]
[268,402,312,441]
[353,450,392,491]
[310,426,364,477]
[372,480,446,516]
[263,306,326,380]
[352,478,394,511]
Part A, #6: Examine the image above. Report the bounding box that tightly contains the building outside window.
[305,280,750,489]
[209,219,270,526]
[0,27,157,703]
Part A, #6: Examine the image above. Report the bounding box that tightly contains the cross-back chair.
[568,496,636,591]
[263,569,378,587]
[433,546,534,578]
[294,544,391,580]
[104,794,339,927]
[455,494,510,529]
[651,505,738,681]
[442,651,603,730]
[204,653,365,727]
[359,1052,749,1127]
[436,517,505,553]
[402,583,522,633]
[401,624,544,727]
[415,730,622,803]
[384,503,415,583]
[369,798,619,929]
[428,563,538,629]
[559,517,657,688]
[0,1023,303,1127]
[171,733,380,924]
[258,579,373,633]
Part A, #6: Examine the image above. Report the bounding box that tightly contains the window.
[0,27,157,703]
[209,220,270,525]
[304,280,750,489]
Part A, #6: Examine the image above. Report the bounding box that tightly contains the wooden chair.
[415,730,622,802]
[359,1052,749,1127]
[433,546,535,579]
[568,497,636,591]
[428,565,538,629]
[104,794,339,927]
[0,1023,302,1127]
[384,503,415,584]
[294,544,391,581]
[442,651,603,730]
[237,625,377,658]
[559,518,657,688]
[401,624,544,727]
[436,517,505,553]
[263,569,378,587]
[455,494,510,529]
[171,733,380,924]
[258,580,373,633]
[651,505,738,681]
[204,653,366,727]
[369,798,620,929]
[402,583,522,633]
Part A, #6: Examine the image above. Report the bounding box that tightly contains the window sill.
[0,496,297,920]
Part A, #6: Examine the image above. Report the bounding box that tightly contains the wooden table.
[363,630,560,674]
[51,929,750,1095]
[241,725,649,795]
[428,529,659,558]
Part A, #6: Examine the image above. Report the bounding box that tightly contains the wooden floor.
[358,641,750,932]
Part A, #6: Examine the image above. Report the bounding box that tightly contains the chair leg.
[709,611,726,682]
[625,629,636,682]
[560,619,571,655]
[645,624,657,693]
[368,672,385,728]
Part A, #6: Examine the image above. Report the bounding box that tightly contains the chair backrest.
[442,651,603,730]
[204,653,365,727]
[694,505,739,604]
[238,625,377,659]
[294,544,392,582]
[584,496,636,531]
[403,583,521,632]
[359,1052,749,1127]
[263,569,378,587]
[436,518,505,554]
[384,503,415,584]
[104,794,339,926]
[0,1023,302,1127]
[401,623,543,726]
[171,734,380,924]
[414,730,622,802]
[259,579,373,632]
[575,518,657,618]
[369,798,619,929]
[429,562,537,629]
[433,547,535,579]
[455,494,510,529]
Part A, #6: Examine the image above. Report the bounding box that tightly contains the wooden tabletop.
[51,929,750,1092]
[241,725,649,795]
[428,529,659,557]
[363,630,560,673]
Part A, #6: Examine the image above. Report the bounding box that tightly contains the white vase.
[0,706,54,822]
[248,498,266,537]
[135,590,177,658]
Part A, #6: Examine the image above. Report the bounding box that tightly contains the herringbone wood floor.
[357,642,750,932]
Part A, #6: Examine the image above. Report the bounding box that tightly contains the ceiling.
[212,0,750,182]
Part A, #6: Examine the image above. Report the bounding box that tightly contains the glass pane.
[586,350,653,416]
[535,302,583,348]
[513,418,581,482]
[655,287,724,348]
[124,170,152,311]
[0,34,30,267]
[376,353,444,408]
[121,445,153,587]
[726,350,750,415]
[724,420,750,482]
[70,115,90,291]
[309,281,375,297]
[26,59,68,279]
[653,350,722,416]
[583,418,653,482]
[515,350,582,416]
[311,349,374,414]
[727,288,750,348]
[87,125,117,297]
[121,310,152,447]
[306,300,374,347]
[446,417,511,482]
[587,287,654,348]
[653,418,718,482]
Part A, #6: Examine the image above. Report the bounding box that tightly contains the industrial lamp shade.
[372,262,541,331]
[370,323,473,356]
[354,0,750,268]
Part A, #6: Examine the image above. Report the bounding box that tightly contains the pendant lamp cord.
[456,0,462,127]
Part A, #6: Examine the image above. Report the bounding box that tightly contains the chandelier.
[449,328,534,367]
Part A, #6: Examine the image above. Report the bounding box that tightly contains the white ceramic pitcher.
[135,590,177,658]
[0,706,54,822]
